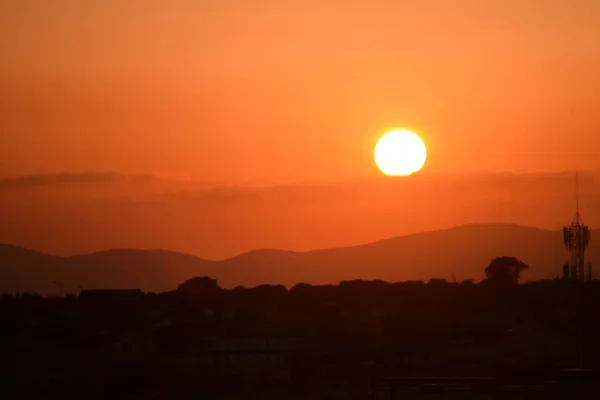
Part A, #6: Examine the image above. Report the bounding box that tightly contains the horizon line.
[0,222,570,262]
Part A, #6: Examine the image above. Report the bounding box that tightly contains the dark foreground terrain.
[3,278,600,399]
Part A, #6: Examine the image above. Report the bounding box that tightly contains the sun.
[374,129,427,176]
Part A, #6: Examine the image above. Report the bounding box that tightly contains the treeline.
[3,276,600,398]
[3,276,600,340]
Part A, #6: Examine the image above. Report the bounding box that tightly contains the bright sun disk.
[374,129,427,176]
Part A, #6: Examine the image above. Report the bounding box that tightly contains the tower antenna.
[563,169,591,281]
[576,170,580,223]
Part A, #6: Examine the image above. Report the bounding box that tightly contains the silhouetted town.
[3,257,600,398]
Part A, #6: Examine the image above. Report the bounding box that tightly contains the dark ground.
[2,278,600,398]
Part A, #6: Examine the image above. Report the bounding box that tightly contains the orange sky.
[1,1,600,183]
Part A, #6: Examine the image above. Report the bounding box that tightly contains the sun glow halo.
[374,129,427,176]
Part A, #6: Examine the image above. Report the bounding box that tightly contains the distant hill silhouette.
[0,244,63,294]
[0,223,591,295]
[217,223,570,287]
[65,249,217,293]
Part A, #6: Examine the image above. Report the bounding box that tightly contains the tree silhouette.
[177,276,221,298]
[484,256,528,284]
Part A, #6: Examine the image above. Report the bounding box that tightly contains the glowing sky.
[1,0,599,182]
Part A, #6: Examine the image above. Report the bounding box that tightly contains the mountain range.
[1,171,597,261]
[0,223,588,295]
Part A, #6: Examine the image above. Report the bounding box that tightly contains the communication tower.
[562,172,591,281]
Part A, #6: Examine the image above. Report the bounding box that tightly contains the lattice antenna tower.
[563,171,591,281]
[575,171,581,223]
